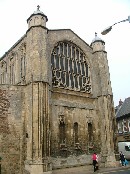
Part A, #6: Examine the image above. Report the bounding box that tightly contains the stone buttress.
[24,6,51,174]
[91,33,117,167]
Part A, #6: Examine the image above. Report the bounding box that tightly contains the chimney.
[119,99,123,106]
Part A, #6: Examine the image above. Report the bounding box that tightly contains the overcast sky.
[0,0,130,106]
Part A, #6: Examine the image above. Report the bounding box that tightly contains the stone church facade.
[0,6,117,174]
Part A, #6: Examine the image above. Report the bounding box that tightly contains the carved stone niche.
[1,60,6,68]
[86,116,93,124]
[75,143,81,150]
[19,42,26,55]
[58,113,65,124]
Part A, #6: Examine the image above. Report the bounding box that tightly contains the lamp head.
[101,26,112,35]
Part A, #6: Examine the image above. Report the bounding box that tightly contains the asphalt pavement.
[52,164,130,174]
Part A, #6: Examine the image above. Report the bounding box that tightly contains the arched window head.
[51,41,91,93]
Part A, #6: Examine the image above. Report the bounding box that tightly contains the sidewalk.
[52,164,130,174]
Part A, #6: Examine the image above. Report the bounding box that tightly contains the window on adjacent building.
[118,122,123,134]
[125,146,130,151]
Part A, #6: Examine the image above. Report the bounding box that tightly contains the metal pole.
[0,162,1,174]
[0,157,2,174]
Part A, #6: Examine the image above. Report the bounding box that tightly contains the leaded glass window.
[51,41,91,93]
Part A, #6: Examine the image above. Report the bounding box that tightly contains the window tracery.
[51,41,91,93]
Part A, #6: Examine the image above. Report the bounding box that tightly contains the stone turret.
[91,32,112,96]
[91,33,117,167]
[26,5,49,83]
[91,32,105,52]
[27,5,48,29]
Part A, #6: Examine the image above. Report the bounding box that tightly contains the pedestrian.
[119,151,126,166]
[92,152,98,172]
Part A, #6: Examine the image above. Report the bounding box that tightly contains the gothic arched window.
[51,41,91,93]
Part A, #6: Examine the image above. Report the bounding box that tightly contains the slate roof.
[116,97,130,118]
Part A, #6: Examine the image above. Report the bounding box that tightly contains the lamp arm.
[112,18,128,27]
[101,16,130,35]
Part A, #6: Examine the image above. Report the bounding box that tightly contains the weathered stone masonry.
[0,86,24,173]
[0,6,117,174]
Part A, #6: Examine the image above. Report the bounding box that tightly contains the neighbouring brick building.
[0,6,117,174]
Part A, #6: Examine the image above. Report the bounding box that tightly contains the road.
[52,165,130,174]
[99,168,130,174]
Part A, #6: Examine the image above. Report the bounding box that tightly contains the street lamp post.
[0,156,2,174]
[101,16,130,35]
